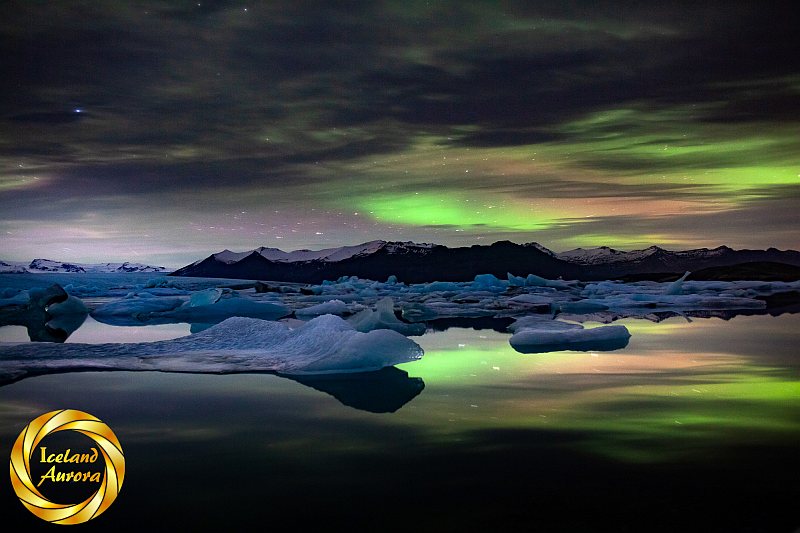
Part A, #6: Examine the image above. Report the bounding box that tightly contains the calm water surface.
[1,314,798,531]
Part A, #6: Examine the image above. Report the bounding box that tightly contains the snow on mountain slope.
[554,245,751,265]
[0,259,167,273]
[209,240,436,265]
[0,261,28,273]
[522,242,557,256]
[211,249,256,264]
[556,246,664,265]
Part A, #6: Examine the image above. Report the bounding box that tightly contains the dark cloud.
[0,1,797,261]
[9,112,85,124]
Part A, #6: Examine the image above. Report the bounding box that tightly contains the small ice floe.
[508,316,630,354]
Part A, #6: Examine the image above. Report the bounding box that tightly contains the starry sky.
[1,1,798,267]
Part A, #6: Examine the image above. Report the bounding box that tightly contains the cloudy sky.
[1,1,798,267]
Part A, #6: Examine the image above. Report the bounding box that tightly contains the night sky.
[2,1,798,267]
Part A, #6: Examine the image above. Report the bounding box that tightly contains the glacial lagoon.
[0,273,798,531]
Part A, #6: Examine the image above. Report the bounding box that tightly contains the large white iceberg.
[0,315,424,382]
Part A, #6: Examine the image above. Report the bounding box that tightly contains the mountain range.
[0,259,167,274]
[170,240,800,283]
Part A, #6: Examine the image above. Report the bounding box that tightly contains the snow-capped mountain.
[522,242,558,257]
[173,240,578,283]
[205,240,436,265]
[0,259,167,274]
[172,240,800,283]
[553,245,768,267]
[0,261,28,274]
[555,245,665,265]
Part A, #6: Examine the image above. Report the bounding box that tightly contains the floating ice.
[472,274,508,291]
[555,300,609,314]
[189,287,224,307]
[415,281,461,293]
[92,296,186,324]
[665,271,691,295]
[507,273,527,287]
[348,297,426,335]
[145,278,182,289]
[509,316,630,353]
[0,284,88,342]
[507,316,582,333]
[0,315,425,382]
[525,274,572,289]
[400,302,439,322]
[165,295,289,322]
[0,289,29,308]
[92,290,288,325]
[46,294,88,316]
[508,294,554,307]
[296,299,349,317]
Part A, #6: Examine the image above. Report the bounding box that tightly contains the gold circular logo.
[9,409,125,524]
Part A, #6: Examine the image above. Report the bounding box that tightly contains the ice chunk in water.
[189,288,223,307]
[473,274,508,291]
[665,271,691,295]
[525,274,572,290]
[296,299,349,317]
[0,315,424,382]
[509,316,630,353]
[348,297,425,336]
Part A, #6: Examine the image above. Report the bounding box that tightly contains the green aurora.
[0,2,798,264]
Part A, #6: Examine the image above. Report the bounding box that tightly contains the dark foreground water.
[1,314,798,531]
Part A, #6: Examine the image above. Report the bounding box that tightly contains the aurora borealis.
[1,1,798,266]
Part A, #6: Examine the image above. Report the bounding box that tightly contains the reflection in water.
[396,314,800,462]
[1,312,798,459]
[0,284,88,342]
[0,314,798,530]
[286,367,425,413]
[424,316,515,333]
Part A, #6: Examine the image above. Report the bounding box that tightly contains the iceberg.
[92,295,187,325]
[507,294,554,311]
[92,290,289,325]
[509,316,630,354]
[665,271,691,295]
[295,299,349,317]
[472,274,508,290]
[525,274,572,289]
[507,315,583,333]
[189,287,224,307]
[507,273,527,287]
[348,297,426,335]
[415,281,461,293]
[0,284,88,342]
[401,302,439,322]
[0,315,425,383]
[555,300,610,314]
[0,288,29,308]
